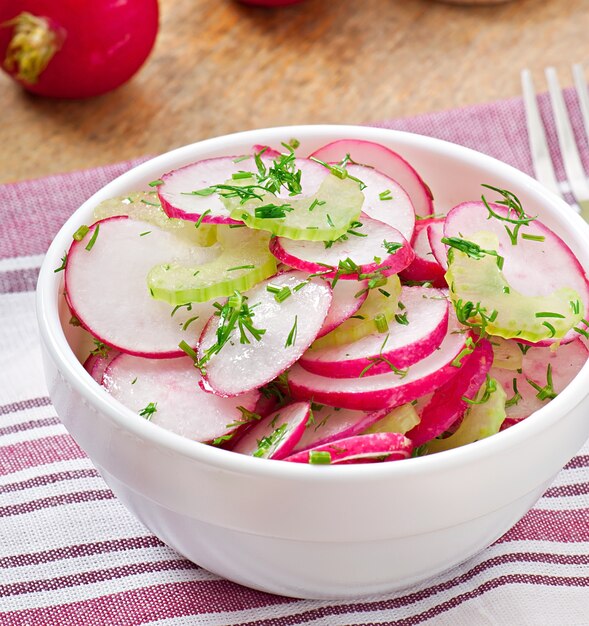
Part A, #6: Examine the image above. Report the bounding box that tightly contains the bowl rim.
[36,123,589,484]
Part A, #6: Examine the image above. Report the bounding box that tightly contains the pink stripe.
[0,536,163,568]
[0,158,147,260]
[543,482,589,498]
[0,416,60,438]
[564,455,589,469]
[0,559,197,598]
[498,509,589,543]
[0,490,114,518]
[0,397,51,416]
[0,580,296,626]
[0,435,86,476]
[0,268,39,294]
[0,469,99,495]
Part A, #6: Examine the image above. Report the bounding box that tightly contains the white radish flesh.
[199,271,332,396]
[309,139,434,217]
[284,432,413,464]
[102,354,260,443]
[399,218,447,287]
[232,401,311,459]
[158,155,329,225]
[288,311,471,411]
[269,214,414,278]
[427,220,448,270]
[317,279,368,338]
[65,217,219,357]
[292,405,389,453]
[299,286,449,378]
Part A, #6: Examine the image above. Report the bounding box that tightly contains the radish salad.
[59,139,589,465]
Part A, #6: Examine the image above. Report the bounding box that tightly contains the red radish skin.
[284,432,413,464]
[270,214,414,279]
[158,155,327,225]
[102,354,260,444]
[83,350,119,385]
[399,219,447,287]
[232,401,311,460]
[406,338,494,447]
[310,139,434,217]
[64,217,219,358]
[317,279,368,339]
[292,406,390,453]
[299,286,450,378]
[198,271,332,397]
[288,311,471,411]
[0,1,158,98]
[427,220,448,271]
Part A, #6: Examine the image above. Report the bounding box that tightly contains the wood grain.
[0,0,587,184]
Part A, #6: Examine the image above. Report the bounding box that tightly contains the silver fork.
[521,65,589,222]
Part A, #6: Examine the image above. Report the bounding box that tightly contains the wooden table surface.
[0,0,587,185]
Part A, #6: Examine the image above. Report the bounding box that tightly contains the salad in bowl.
[37,126,589,598]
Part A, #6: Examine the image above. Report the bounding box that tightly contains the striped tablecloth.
[2,92,589,625]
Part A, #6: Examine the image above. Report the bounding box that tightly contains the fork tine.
[544,66,589,205]
[572,64,589,151]
[521,69,563,198]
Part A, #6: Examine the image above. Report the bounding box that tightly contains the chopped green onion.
[85,224,100,251]
[182,316,200,331]
[521,233,545,242]
[139,231,151,237]
[374,313,389,333]
[379,189,393,201]
[285,316,298,348]
[308,450,332,464]
[148,179,164,187]
[140,199,160,207]
[73,225,90,241]
[194,209,211,229]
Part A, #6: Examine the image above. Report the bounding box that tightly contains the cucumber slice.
[426,377,506,453]
[147,227,277,304]
[311,275,402,348]
[227,174,364,241]
[94,191,217,247]
[446,231,584,342]
[363,403,420,435]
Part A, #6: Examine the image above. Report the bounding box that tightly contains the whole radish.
[0,0,159,98]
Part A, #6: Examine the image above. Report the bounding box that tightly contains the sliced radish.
[83,350,119,384]
[269,214,414,278]
[288,312,471,411]
[102,354,260,443]
[284,432,413,464]
[405,338,493,446]
[426,377,507,453]
[427,219,448,270]
[292,405,389,453]
[198,271,332,396]
[344,164,415,241]
[444,201,589,343]
[492,338,589,421]
[158,154,337,228]
[399,218,447,287]
[232,401,311,459]
[299,286,449,378]
[93,191,217,248]
[312,275,401,349]
[317,279,368,338]
[65,217,219,358]
[310,139,434,217]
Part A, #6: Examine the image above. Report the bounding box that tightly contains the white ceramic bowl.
[37,125,589,600]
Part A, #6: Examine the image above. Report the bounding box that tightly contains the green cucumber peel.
[445,231,584,342]
[427,377,507,453]
[226,174,364,241]
[147,228,277,305]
